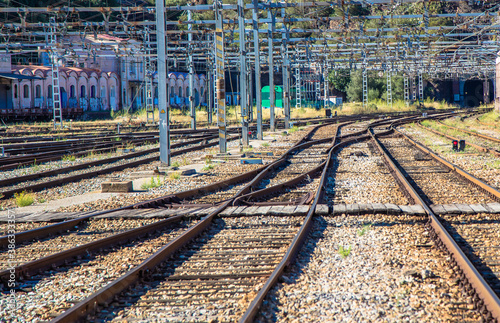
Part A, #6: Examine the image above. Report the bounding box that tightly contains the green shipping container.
[261,85,283,108]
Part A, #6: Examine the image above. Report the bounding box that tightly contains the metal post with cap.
[156,0,170,165]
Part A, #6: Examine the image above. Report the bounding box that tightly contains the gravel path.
[256,214,481,322]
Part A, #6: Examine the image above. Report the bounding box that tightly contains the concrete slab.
[295,205,310,215]
[332,204,346,215]
[485,203,500,214]
[256,206,271,215]
[409,205,426,215]
[241,206,260,216]
[346,204,359,215]
[358,203,373,214]
[0,192,122,221]
[455,204,475,215]
[101,181,133,193]
[442,204,461,214]
[315,204,329,215]
[430,204,446,215]
[372,203,387,214]
[399,205,413,214]
[385,204,401,215]
[469,204,489,213]
[268,206,284,215]
[279,205,297,216]
[219,206,238,216]
[231,206,247,216]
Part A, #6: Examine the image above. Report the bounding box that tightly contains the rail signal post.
[157,0,170,165]
[215,0,227,153]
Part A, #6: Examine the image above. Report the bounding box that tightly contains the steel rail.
[0,213,186,284]
[0,135,215,191]
[0,136,240,248]
[0,135,223,199]
[417,123,500,157]
[369,127,500,322]
[436,120,500,144]
[238,124,396,322]
[233,126,367,206]
[49,117,328,323]
[395,128,500,200]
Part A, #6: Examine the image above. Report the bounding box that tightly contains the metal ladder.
[295,68,301,108]
[50,17,62,129]
[144,28,155,124]
[362,67,368,108]
[404,75,410,107]
[386,70,392,108]
[418,71,423,105]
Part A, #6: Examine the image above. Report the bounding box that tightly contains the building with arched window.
[0,34,207,115]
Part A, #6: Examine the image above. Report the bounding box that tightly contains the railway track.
[417,120,500,157]
[0,120,341,322]
[0,134,235,199]
[4,111,497,322]
[369,125,500,321]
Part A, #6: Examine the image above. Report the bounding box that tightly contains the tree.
[328,69,351,94]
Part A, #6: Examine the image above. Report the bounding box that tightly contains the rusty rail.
[49,119,330,323]
[239,125,394,322]
[436,120,500,143]
[369,127,500,322]
[0,214,185,283]
[0,136,240,247]
[417,122,500,157]
[396,128,500,200]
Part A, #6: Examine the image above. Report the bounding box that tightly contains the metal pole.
[188,8,196,130]
[238,0,249,146]
[252,0,263,140]
[208,65,213,124]
[362,67,367,109]
[156,0,170,165]
[323,62,328,109]
[268,4,275,132]
[282,7,290,129]
[215,1,227,153]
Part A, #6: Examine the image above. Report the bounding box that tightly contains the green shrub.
[338,245,352,258]
[261,142,270,147]
[62,155,76,162]
[202,163,214,171]
[169,172,181,180]
[141,176,163,190]
[15,191,34,207]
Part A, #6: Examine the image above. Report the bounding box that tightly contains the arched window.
[130,62,136,75]
[70,85,75,98]
[154,86,158,99]
[14,84,18,98]
[200,87,204,98]
[48,85,53,98]
[170,86,174,98]
[35,85,41,98]
[178,86,182,97]
[100,86,105,98]
[90,85,96,98]
[23,84,29,98]
[80,85,86,98]
[110,86,116,98]
[186,86,190,97]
